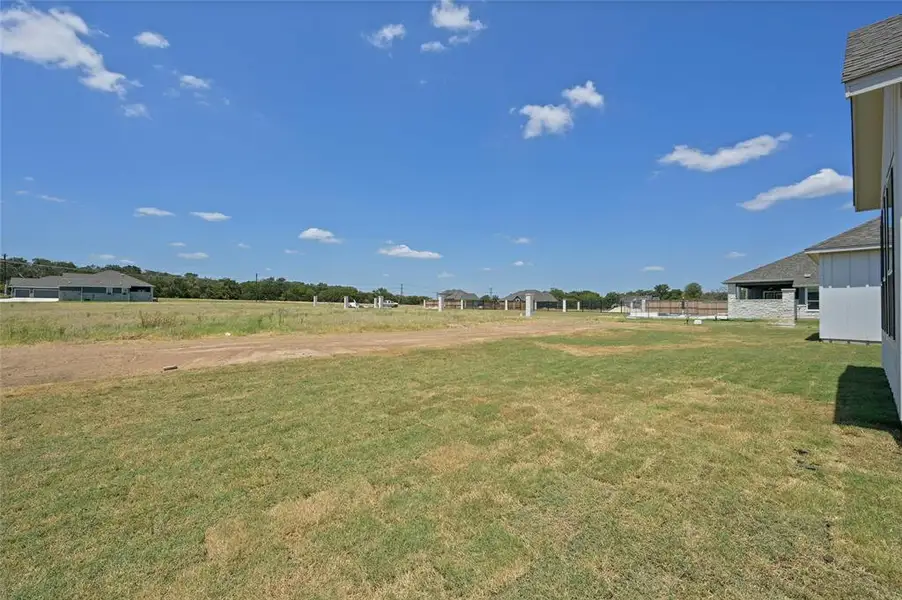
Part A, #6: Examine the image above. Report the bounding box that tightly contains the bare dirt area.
[1,319,612,388]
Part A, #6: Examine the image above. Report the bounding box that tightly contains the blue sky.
[1,1,895,297]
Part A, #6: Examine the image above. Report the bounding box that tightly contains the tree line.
[0,257,726,306]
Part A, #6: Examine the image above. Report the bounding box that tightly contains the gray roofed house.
[840,13,901,421]
[7,270,154,301]
[439,289,479,301]
[805,217,880,254]
[724,252,819,289]
[502,289,558,304]
[841,15,902,84]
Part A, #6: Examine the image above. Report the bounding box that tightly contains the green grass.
[0,299,549,345]
[3,320,901,599]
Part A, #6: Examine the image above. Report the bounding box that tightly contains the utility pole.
[255,272,259,302]
[400,283,404,301]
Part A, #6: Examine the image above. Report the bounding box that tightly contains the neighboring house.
[805,218,881,343]
[439,289,479,308]
[842,14,902,420]
[502,290,558,309]
[439,289,479,302]
[7,270,154,301]
[724,252,821,320]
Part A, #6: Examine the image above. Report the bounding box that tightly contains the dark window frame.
[881,163,895,339]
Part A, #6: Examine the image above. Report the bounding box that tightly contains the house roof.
[439,289,479,301]
[842,14,902,83]
[805,218,881,253]
[723,252,819,288]
[8,270,153,289]
[502,289,558,303]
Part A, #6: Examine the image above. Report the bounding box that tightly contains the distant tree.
[603,291,622,310]
[653,284,670,299]
[549,288,566,300]
[684,282,703,300]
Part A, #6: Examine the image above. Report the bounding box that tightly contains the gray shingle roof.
[723,252,819,287]
[842,14,902,83]
[805,218,880,253]
[439,289,479,301]
[502,289,558,303]
[8,270,152,289]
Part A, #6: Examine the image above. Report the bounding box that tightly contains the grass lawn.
[0,299,561,345]
[3,320,901,598]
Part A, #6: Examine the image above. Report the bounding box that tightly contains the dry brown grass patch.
[269,478,378,538]
[420,441,482,473]
[204,518,250,565]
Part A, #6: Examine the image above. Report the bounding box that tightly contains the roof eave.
[848,89,884,212]
[805,244,880,255]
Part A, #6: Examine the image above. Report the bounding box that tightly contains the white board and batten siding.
[818,250,881,342]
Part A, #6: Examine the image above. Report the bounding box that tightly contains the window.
[806,287,819,310]
[881,165,895,339]
[112,288,122,294]
[82,286,107,294]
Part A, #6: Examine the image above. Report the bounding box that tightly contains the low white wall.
[728,289,797,324]
[819,286,880,342]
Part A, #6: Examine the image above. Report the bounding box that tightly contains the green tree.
[653,284,670,299]
[684,282,703,300]
[603,291,622,310]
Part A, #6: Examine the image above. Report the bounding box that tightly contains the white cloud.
[431,0,485,32]
[93,253,116,261]
[739,168,853,212]
[481,267,492,272]
[284,249,299,254]
[519,104,573,139]
[179,74,211,89]
[178,252,208,260]
[15,190,28,195]
[299,227,340,244]
[163,88,180,98]
[0,6,130,96]
[840,201,854,210]
[134,31,169,48]
[379,244,442,259]
[169,241,186,247]
[190,211,230,222]
[121,103,149,118]
[24,176,34,182]
[237,242,250,249]
[659,133,792,172]
[448,33,476,46]
[562,80,603,109]
[38,194,65,202]
[118,258,135,265]
[725,251,747,259]
[420,41,447,53]
[513,260,532,267]
[135,207,174,217]
[366,23,405,49]
[642,266,664,272]
[265,267,272,272]
[437,271,454,278]
[511,236,531,245]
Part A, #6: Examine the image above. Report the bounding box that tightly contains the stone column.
[504,299,509,311]
[423,299,427,308]
[438,297,444,312]
[378,296,384,309]
[577,301,581,312]
[313,295,318,307]
[525,294,534,317]
[778,288,798,327]
[562,299,567,313]
[343,296,349,309]
[460,299,465,310]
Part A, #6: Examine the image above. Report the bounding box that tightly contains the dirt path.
[1,320,606,388]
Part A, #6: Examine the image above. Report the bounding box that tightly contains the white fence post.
[504,299,509,311]
[438,297,444,312]
[577,301,581,312]
[562,299,567,313]
[343,296,349,309]
[460,299,465,310]
[525,294,534,317]
[313,295,318,307]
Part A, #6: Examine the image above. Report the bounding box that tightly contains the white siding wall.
[818,250,881,342]
[881,83,901,419]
